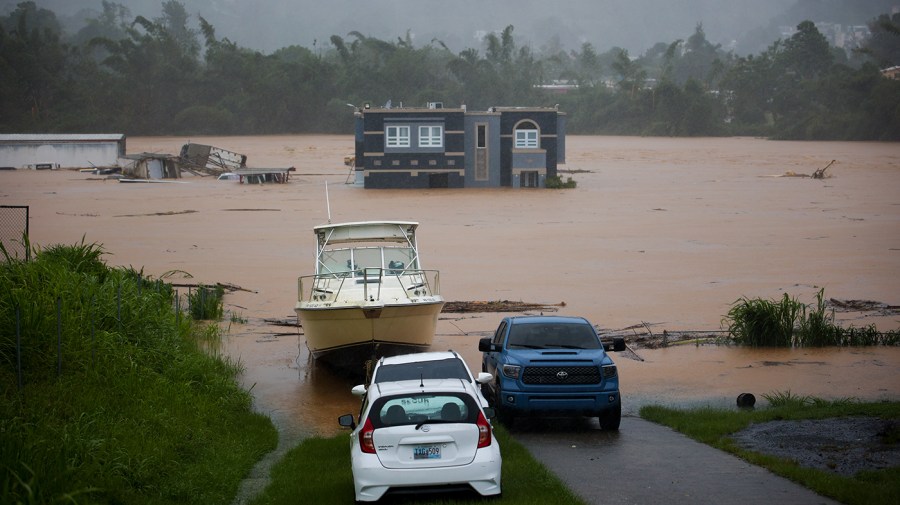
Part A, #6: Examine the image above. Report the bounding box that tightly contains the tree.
[71,1,131,48]
[861,12,900,67]
[611,49,646,98]
[777,20,833,80]
[0,2,71,130]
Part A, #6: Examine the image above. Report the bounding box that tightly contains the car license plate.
[413,445,441,460]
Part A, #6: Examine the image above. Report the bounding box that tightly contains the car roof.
[377,350,461,365]
[508,315,592,325]
[368,378,473,398]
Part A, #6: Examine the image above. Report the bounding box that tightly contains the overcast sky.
[7,0,897,55]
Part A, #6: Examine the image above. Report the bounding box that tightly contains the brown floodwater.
[5,134,899,444]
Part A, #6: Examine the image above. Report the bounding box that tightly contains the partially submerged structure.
[352,104,566,188]
[121,153,181,179]
[0,134,125,170]
[179,143,246,176]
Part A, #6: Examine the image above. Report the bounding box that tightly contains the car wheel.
[599,402,621,431]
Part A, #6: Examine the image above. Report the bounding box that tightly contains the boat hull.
[296,299,444,372]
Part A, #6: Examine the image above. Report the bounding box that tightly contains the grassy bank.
[640,397,900,505]
[249,424,585,505]
[0,241,278,504]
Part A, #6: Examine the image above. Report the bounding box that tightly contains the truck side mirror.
[478,337,496,352]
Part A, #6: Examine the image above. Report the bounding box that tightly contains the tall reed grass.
[1,240,277,504]
[723,289,899,347]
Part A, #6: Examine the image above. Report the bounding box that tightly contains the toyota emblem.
[556,370,569,380]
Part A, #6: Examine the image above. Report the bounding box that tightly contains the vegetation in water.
[722,289,899,347]
[189,284,225,320]
[544,175,577,189]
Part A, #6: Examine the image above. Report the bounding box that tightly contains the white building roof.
[0,134,124,142]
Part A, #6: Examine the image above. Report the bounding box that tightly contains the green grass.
[1,241,278,504]
[640,397,900,505]
[249,424,586,505]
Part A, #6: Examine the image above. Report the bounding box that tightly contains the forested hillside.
[2,1,898,139]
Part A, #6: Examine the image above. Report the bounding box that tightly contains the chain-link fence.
[0,205,30,261]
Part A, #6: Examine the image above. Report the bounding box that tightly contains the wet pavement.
[513,416,840,505]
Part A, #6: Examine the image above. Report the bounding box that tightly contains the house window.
[386,126,410,148]
[418,125,443,148]
[514,121,539,148]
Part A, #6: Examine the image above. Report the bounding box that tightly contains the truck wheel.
[497,407,514,428]
[598,403,621,431]
[493,389,514,428]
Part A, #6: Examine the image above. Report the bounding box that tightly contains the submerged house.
[0,134,125,170]
[353,104,566,188]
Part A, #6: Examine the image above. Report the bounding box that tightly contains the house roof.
[0,134,125,142]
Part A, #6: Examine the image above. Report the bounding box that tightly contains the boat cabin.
[315,222,421,279]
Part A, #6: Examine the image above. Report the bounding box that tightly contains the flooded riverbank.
[5,134,899,443]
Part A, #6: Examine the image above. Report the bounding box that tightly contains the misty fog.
[6,0,897,56]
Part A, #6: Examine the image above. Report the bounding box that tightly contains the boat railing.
[298,269,441,303]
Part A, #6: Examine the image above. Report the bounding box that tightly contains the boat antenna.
[325,181,332,223]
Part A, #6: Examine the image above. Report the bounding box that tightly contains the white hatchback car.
[338,378,502,502]
[354,351,493,408]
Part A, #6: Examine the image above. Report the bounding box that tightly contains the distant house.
[0,134,125,170]
[353,103,566,188]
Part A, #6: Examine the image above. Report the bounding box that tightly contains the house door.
[475,123,488,181]
[522,171,539,188]
[429,173,449,188]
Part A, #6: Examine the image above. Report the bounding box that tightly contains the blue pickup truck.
[478,315,625,429]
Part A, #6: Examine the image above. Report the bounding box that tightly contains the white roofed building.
[0,134,125,170]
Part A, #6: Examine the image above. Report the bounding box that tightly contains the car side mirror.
[482,407,496,420]
[475,372,493,384]
[478,337,496,352]
[351,384,367,396]
[338,414,356,429]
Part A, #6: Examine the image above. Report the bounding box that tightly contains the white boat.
[295,221,444,371]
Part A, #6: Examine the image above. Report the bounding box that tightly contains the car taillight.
[476,411,492,448]
[359,417,376,454]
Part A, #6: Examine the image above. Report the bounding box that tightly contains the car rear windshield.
[507,322,601,350]
[370,393,478,428]
[373,358,470,383]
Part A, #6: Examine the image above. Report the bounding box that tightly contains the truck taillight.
[359,417,376,454]
[476,411,492,448]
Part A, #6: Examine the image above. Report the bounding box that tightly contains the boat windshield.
[318,246,417,276]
